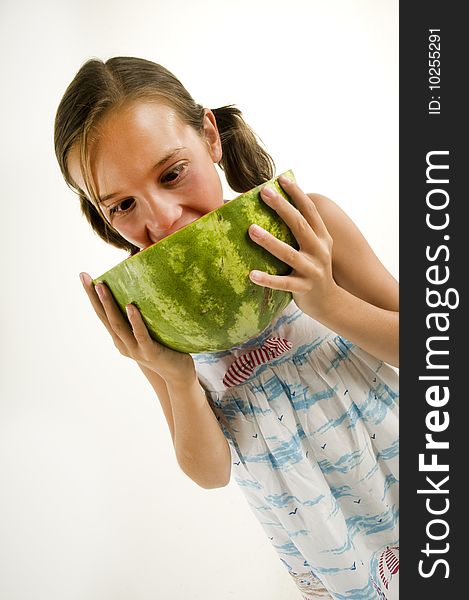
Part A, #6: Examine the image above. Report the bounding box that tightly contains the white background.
[0,1,398,599]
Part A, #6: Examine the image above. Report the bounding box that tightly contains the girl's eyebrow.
[97,146,187,203]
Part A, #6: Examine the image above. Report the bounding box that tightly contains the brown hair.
[54,56,275,255]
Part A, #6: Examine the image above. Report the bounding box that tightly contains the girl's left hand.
[248,176,338,320]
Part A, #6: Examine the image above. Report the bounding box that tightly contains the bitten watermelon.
[93,170,298,353]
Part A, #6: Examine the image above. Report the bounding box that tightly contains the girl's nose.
[144,193,183,240]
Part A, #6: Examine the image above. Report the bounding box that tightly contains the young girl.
[54,56,399,600]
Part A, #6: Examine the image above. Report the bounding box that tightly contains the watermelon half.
[93,170,299,353]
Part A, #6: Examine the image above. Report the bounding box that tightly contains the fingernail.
[250,224,265,237]
[126,304,134,318]
[250,270,262,282]
[279,175,291,185]
[79,273,86,286]
[95,284,104,300]
[261,186,275,198]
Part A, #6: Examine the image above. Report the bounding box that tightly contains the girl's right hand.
[79,272,196,386]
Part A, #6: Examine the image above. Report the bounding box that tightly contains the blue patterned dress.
[192,302,399,600]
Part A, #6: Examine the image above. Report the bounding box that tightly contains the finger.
[278,176,330,238]
[264,178,330,244]
[260,185,317,252]
[80,272,114,330]
[125,303,154,346]
[94,282,139,349]
[248,224,310,271]
[249,269,310,293]
[80,272,136,351]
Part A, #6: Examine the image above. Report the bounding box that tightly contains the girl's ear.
[203,109,222,163]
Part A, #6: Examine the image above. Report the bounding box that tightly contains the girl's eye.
[161,163,186,184]
[108,198,135,218]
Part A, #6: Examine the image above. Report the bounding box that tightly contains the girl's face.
[68,100,224,249]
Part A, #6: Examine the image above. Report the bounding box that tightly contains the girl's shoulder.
[305,192,398,312]
[306,192,347,226]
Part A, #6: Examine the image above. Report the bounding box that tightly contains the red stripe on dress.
[223,370,243,387]
[222,337,293,388]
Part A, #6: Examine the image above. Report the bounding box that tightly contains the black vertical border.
[400,2,466,596]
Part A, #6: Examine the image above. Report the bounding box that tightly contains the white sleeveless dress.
[192,302,399,600]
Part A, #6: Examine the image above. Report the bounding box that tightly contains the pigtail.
[212,106,275,193]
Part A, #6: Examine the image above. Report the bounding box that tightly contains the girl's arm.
[81,273,231,489]
[248,179,399,367]
[306,192,399,367]
[138,364,231,489]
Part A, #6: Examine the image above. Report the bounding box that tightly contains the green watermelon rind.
[93,170,299,353]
